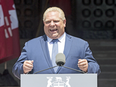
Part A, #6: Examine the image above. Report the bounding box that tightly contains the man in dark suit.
[12,7,101,79]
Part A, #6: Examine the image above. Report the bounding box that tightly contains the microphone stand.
[34,66,57,74]
[62,65,85,74]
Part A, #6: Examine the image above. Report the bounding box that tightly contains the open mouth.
[50,29,58,32]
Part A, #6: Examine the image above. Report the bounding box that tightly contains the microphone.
[56,53,65,66]
[55,53,85,73]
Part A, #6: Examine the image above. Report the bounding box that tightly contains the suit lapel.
[40,35,55,73]
[63,34,72,60]
[56,34,72,73]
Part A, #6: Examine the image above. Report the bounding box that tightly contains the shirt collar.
[47,32,66,43]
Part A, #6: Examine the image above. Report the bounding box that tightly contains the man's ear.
[63,19,66,27]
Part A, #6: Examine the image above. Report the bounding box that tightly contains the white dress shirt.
[47,32,66,60]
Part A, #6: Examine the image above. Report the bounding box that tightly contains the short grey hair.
[43,7,66,21]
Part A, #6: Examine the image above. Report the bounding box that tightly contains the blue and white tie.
[52,39,58,72]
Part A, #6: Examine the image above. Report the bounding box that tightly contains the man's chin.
[51,34,59,39]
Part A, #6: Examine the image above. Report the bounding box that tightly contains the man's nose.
[50,21,55,26]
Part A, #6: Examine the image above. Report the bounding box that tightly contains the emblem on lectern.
[47,77,71,87]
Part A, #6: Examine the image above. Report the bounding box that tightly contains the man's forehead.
[45,12,61,21]
[46,11,59,16]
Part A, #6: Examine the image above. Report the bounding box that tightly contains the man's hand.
[78,59,88,72]
[23,60,34,74]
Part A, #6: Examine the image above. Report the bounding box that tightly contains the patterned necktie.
[52,39,58,72]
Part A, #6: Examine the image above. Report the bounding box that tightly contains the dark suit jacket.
[12,33,101,79]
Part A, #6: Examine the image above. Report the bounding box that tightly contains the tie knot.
[52,39,59,43]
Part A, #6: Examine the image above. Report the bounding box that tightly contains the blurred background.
[0,0,116,87]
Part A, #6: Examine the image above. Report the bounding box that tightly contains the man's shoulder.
[26,35,45,43]
[66,34,87,43]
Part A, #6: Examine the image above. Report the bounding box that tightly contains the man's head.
[43,7,66,39]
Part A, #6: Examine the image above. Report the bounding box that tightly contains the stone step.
[98,79,116,87]
[96,58,116,65]
[87,40,116,46]
[98,72,116,79]
[88,40,116,52]
[93,51,116,59]
[100,65,116,72]
[90,46,116,51]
